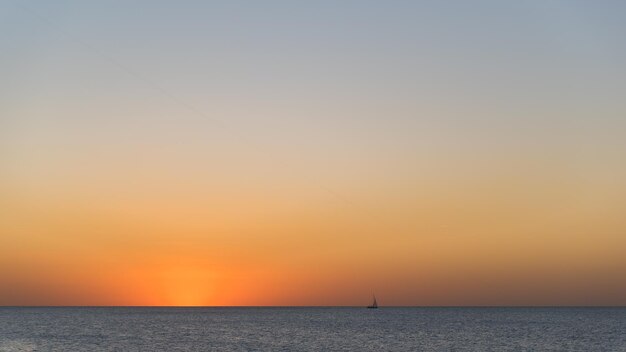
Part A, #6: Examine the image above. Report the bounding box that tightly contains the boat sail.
[367,295,378,309]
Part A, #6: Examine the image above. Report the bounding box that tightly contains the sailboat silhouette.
[367,295,378,309]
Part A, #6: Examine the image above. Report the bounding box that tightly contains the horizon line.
[2,305,625,308]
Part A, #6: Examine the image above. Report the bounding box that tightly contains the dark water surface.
[0,307,624,351]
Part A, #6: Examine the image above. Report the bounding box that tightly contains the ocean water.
[0,307,624,351]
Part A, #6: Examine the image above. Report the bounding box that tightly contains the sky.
[1,0,626,306]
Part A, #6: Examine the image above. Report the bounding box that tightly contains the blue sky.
[2,1,626,305]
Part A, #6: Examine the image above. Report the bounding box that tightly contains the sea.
[0,307,624,351]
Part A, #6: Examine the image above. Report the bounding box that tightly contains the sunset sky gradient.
[2,0,626,306]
